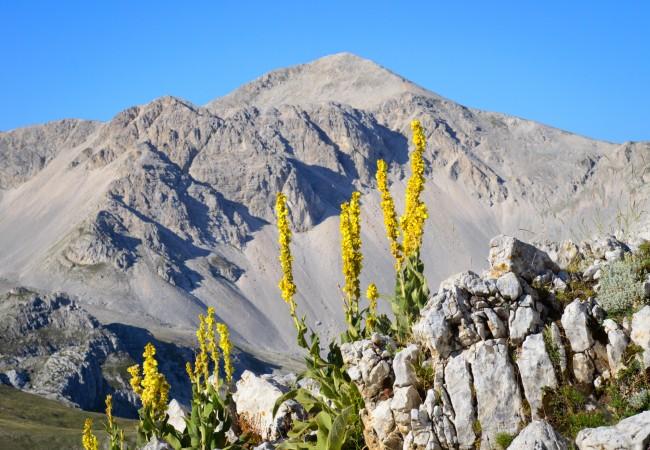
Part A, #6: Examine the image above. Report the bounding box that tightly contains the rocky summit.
[0,53,648,362]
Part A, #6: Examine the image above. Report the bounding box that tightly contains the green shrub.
[598,256,645,316]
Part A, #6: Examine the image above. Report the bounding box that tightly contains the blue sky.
[1,1,648,142]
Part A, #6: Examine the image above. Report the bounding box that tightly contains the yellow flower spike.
[340,192,363,309]
[127,364,143,396]
[217,322,234,383]
[82,418,99,450]
[140,343,170,420]
[105,394,114,429]
[365,283,379,332]
[195,314,210,383]
[275,193,298,318]
[376,159,403,267]
[401,120,428,257]
[192,352,206,390]
[185,361,195,384]
[205,307,220,378]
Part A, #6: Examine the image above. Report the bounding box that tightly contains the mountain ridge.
[0,53,648,362]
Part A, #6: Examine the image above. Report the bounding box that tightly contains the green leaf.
[272,389,299,417]
[314,411,332,432]
[327,406,354,450]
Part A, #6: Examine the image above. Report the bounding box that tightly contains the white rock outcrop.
[575,411,650,450]
[508,420,568,450]
[468,339,524,449]
[233,370,303,441]
[517,333,557,418]
[630,306,650,369]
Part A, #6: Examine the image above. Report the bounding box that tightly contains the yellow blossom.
[105,394,114,428]
[401,120,428,257]
[127,364,143,396]
[205,307,220,377]
[275,193,297,317]
[376,159,402,266]
[365,283,379,332]
[185,361,195,383]
[340,192,363,307]
[129,343,170,420]
[82,418,98,450]
[217,322,234,383]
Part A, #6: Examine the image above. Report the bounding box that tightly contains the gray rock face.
[603,319,629,375]
[575,411,650,450]
[549,322,568,375]
[508,420,568,450]
[318,235,650,450]
[496,272,522,301]
[444,351,476,448]
[509,296,543,345]
[0,288,119,411]
[0,287,194,416]
[233,370,303,442]
[413,289,459,358]
[392,344,419,388]
[572,352,596,385]
[0,119,99,189]
[467,340,524,449]
[370,399,395,442]
[561,300,594,353]
[341,334,395,398]
[630,306,650,369]
[517,333,557,418]
[488,235,559,281]
[140,436,173,450]
[390,385,421,426]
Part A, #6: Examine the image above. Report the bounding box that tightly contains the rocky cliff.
[0,288,199,416]
[228,234,650,450]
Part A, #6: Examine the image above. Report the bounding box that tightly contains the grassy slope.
[0,386,136,450]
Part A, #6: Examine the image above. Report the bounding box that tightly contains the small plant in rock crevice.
[494,431,516,449]
[542,385,608,441]
[598,254,647,317]
[604,343,650,421]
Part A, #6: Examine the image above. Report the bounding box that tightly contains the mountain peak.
[207,53,438,113]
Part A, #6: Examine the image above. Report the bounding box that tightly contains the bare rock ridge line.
[0,53,648,362]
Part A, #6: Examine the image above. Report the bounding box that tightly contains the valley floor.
[0,386,136,450]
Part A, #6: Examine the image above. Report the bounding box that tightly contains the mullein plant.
[271,120,430,448]
[81,309,241,450]
[127,342,171,445]
[105,394,126,450]
[82,418,99,450]
[273,193,365,450]
[339,192,387,341]
[376,120,431,342]
[168,307,242,450]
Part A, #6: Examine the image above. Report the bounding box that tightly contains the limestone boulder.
[575,411,650,450]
